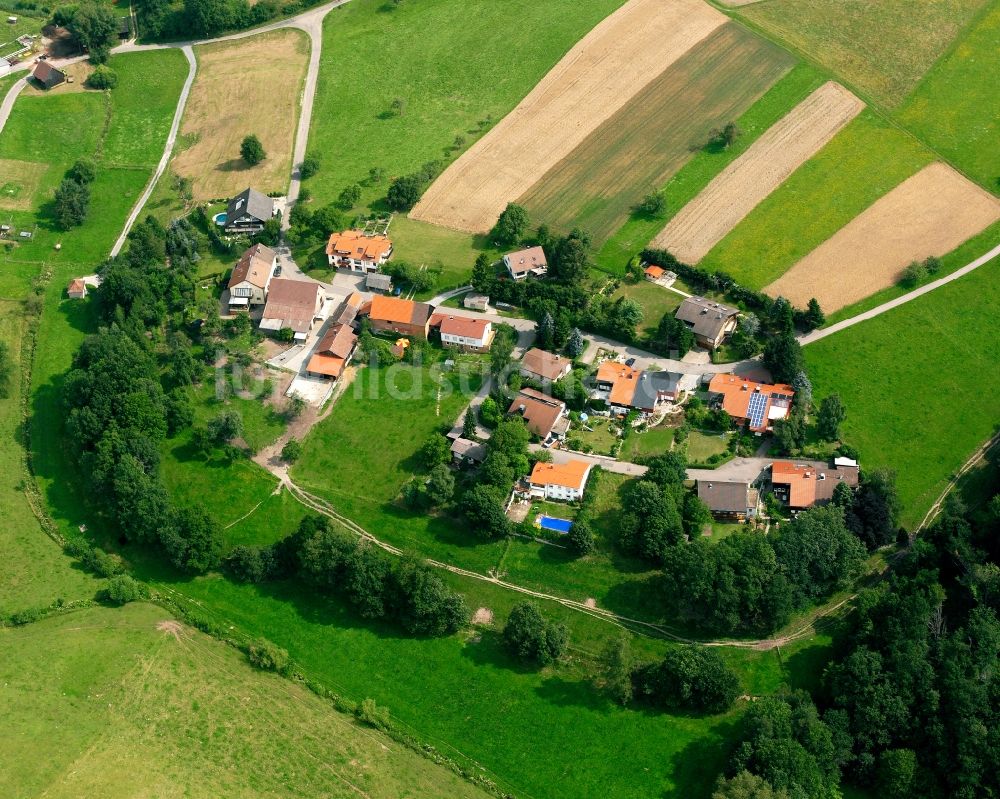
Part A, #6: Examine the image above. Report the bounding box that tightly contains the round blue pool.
[213,212,228,226]
[539,516,573,534]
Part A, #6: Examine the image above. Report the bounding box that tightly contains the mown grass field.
[735,0,989,107]
[624,424,675,461]
[134,550,823,799]
[609,278,685,337]
[697,111,935,290]
[307,0,625,209]
[0,300,101,614]
[176,30,308,200]
[595,62,825,273]
[518,23,793,244]
[0,604,493,799]
[805,258,1000,528]
[895,1,1000,192]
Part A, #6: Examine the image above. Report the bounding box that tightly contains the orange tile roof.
[437,314,491,339]
[67,278,87,293]
[597,361,640,406]
[708,373,794,431]
[316,323,356,359]
[369,295,431,326]
[770,461,819,508]
[325,230,393,261]
[530,459,591,490]
[306,353,346,378]
[644,265,665,279]
[522,348,571,381]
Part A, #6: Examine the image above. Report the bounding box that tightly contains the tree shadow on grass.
[459,626,543,676]
[215,159,251,174]
[666,716,740,798]
[782,636,836,695]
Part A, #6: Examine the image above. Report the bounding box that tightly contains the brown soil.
[765,162,1000,311]
[410,0,726,233]
[652,81,864,262]
[471,607,494,626]
[156,620,184,641]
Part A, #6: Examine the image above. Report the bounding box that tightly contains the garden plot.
[0,159,47,211]
[651,81,863,263]
[765,162,1000,311]
[410,0,727,233]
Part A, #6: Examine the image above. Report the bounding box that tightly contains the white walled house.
[434,314,495,352]
[227,243,277,309]
[528,459,592,501]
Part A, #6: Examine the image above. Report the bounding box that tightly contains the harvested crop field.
[410,0,727,233]
[765,163,1000,311]
[519,23,794,243]
[651,81,863,263]
[0,159,47,210]
[174,30,308,201]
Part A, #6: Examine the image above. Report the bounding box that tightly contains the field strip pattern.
[410,0,727,233]
[518,22,794,243]
[650,81,864,263]
[766,162,1000,311]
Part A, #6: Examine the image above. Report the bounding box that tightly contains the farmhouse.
[32,61,66,90]
[528,459,592,501]
[227,243,276,309]
[430,314,495,352]
[508,388,569,441]
[674,296,739,349]
[697,479,761,521]
[503,246,548,280]
[451,437,487,466]
[326,230,393,272]
[463,293,489,311]
[595,361,686,414]
[363,295,434,339]
[66,278,87,299]
[306,323,358,380]
[225,187,275,234]
[365,272,393,294]
[770,457,859,510]
[259,278,324,340]
[520,347,572,383]
[708,373,794,433]
[644,265,668,282]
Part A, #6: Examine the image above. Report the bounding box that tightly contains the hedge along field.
[306,0,626,208]
[895,1,1000,192]
[517,22,794,244]
[0,604,494,799]
[595,61,825,273]
[696,110,935,290]
[734,0,990,108]
[805,258,1000,529]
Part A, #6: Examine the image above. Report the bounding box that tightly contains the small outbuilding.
[463,293,489,311]
[365,272,393,293]
[32,61,66,90]
[66,278,87,299]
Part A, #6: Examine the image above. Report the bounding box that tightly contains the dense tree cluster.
[54,159,96,229]
[225,516,468,636]
[661,504,867,635]
[817,492,1000,797]
[632,646,740,713]
[502,601,568,666]
[55,0,117,62]
[385,160,444,211]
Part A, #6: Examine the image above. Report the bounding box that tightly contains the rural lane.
[110,45,197,257]
[799,241,1000,345]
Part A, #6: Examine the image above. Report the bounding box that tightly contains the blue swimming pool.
[539,516,573,534]
[213,212,228,226]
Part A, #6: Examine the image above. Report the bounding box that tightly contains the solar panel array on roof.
[747,391,768,430]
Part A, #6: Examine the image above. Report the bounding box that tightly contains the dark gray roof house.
[225,188,274,233]
[365,272,393,293]
[629,370,683,413]
[697,479,760,520]
[675,296,739,349]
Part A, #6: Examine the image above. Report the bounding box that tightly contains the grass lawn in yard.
[382,215,487,298]
[595,62,825,273]
[624,424,675,461]
[697,111,935,290]
[292,362,503,572]
[0,603,492,799]
[610,278,686,337]
[895,1,1000,192]
[686,430,730,463]
[734,0,989,108]
[307,0,626,210]
[806,258,1000,528]
[175,30,308,201]
[565,420,619,456]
